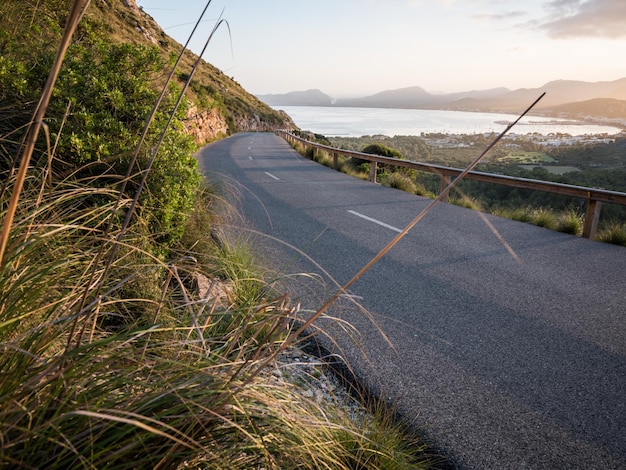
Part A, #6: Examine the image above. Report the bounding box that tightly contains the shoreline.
[273,105,625,138]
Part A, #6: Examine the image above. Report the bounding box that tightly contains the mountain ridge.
[257,79,626,121]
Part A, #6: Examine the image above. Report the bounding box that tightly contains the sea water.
[275,106,623,137]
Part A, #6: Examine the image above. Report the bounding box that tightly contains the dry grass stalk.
[70,0,225,350]
[0,0,91,267]
[242,93,547,386]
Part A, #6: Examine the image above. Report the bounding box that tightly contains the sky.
[136,0,626,98]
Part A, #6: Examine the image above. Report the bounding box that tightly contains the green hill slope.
[0,0,293,144]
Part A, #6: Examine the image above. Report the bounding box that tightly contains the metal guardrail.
[278,130,626,239]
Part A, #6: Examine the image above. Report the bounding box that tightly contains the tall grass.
[450,193,483,211]
[381,172,419,194]
[493,206,585,235]
[0,175,432,468]
[0,2,434,468]
[556,209,584,236]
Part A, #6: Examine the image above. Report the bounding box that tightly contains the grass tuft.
[557,210,584,235]
[382,172,419,194]
[531,207,558,230]
[450,194,483,211]
[596,222,626,246]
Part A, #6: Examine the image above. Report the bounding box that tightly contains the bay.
[276,105,623,137]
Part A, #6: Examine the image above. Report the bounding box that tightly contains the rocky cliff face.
[184,107,229,144]
[184,107,295,144]
[231,110,293,133]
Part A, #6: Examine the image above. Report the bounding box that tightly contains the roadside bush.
[383,172,418,194]
[313,149,335,168]
[414,181,435,198]
[531,208,558,230]
[557,210,584,235]
[450,194,483,211]
[596,222,626,246]
[494,206,533,223]
[349,142,402,173]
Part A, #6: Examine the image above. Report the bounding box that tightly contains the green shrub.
[349,142,402,173]
[362,143,402,159]
[1,12,201,247]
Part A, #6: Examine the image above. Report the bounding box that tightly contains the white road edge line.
[264,172,280,181]
[347,210,402,233]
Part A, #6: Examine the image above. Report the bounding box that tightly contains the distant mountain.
[336,86,439,108]
[446,78,626,113]
[335,86,511,109]
[441,87,511,102]
[260,78,626,121]
[543,98,626,120]
[257,89,334,106]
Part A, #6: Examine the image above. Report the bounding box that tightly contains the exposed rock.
[231,113,270,133]
[193,273,234,305]
[184,107,229,144]
[184,106,295,144]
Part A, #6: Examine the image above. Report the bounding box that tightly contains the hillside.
[0,0,293,144]
[539,98,626,121]
[109,0,295,139]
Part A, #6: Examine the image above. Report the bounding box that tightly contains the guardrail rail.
[278,130,626,239]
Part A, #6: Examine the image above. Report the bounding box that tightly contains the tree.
[348,142,403,174]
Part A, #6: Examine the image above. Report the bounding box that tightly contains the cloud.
[472,10,526,21]
[538,0,626,39]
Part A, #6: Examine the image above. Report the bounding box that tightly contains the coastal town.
[422,130,622,149]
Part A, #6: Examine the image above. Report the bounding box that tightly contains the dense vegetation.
[324,134,626,242]
[0,1,432,468]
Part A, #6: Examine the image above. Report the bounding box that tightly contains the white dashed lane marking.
[347,210,402,233]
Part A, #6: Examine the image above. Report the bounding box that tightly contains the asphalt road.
[197,132,626,469]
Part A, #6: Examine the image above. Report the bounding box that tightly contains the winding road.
[197,132,626,469]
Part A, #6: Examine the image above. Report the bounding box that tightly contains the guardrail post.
[439,175,451,203]
[582,198,602,239]
[369,162,377,183]
[333,152,338,170]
